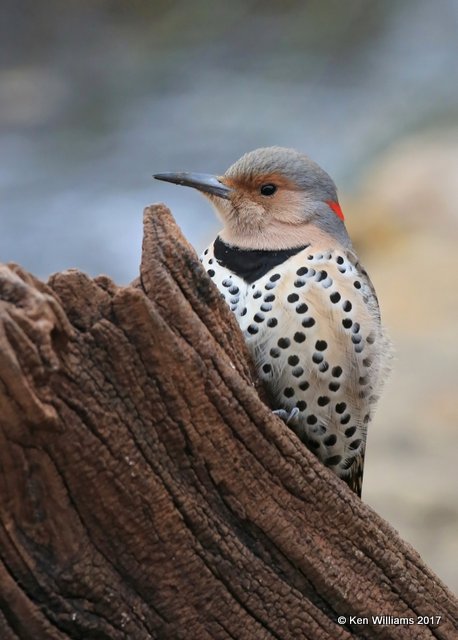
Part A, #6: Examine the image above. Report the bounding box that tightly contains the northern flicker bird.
[154,147,390,496]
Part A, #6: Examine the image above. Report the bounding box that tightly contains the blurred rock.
[345,129,458,253]
[347,130,458,592]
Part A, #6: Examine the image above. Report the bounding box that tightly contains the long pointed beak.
[153,172,232,200]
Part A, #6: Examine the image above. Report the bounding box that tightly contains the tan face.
[210,172,312,237]
[153,146,349,250]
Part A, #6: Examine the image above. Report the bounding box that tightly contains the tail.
[346,451,365,498]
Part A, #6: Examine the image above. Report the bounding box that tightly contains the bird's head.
[154,146,350,250]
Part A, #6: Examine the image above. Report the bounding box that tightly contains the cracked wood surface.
[0,204,456,640]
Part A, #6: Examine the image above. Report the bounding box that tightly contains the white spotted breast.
[201,243,390,487]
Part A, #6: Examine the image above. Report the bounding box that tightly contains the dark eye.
[260,183,277,196]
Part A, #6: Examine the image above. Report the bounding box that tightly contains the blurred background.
[1,0,457,592]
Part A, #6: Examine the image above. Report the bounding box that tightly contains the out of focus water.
[1,0,457,281]
[1,0,457,592]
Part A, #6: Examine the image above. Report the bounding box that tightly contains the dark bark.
[0,204,456,640]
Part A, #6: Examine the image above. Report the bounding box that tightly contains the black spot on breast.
[359,375,369,385]
[302,317,316,328]
[332,366,343,378]
[329,382,340,392]
[299,381,310,391]
[309,439,320,449]
[287,293,299,303]
[336,256,344,265]
[284,387,295,398]
[270,273,281,282]
[247,325,258,335]
[342,300,352,312]
[312,353,323,364]
[317,270,328,282]
[296,303,308,314]
[222,279,232,287]
[324,434,337,446]
[209,258,214,264]
[340,414,351,425]
[363,357,372,367]
[292,367,304,377]
[307,414,317,425]
[319,361,329,373]
[270,348,280,358]
[352,322,360,333]
[265,282,276,290]
[345,426,357,438]
[342,318,352,329]
[367,332,376,344]
[288,355,299,366]
[318,396,330,406]
[265,294,275,302]
[267,318,278,328]
[296,400,307,411]
[325,455,342,466]
[294,332,306,343]
[253,291,262,299]
[349,439,362,450]
[260,303,272,312]
[296,267,308,276]
[207,269,215,277]
[240,308,247,316]
[330,292,341,303]
[229,286,239,295]
[352,335,362,344]
[204,249,209,255]
[262,363,272,374]
[335,402,346,414]
[354,280,361,289]
[278,337,290,349]
[254,313,265,323]
[315,340,327,351]
[294,279,306,288]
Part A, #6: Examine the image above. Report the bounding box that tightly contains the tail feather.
[346,451,365,497]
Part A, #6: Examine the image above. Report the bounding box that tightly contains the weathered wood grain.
[0,204,456,639]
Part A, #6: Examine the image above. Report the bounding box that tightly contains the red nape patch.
[326,200,344,221]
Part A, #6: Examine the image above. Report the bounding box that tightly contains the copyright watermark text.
[337,615,442,626]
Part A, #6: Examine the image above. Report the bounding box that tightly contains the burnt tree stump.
[0,204,456,640]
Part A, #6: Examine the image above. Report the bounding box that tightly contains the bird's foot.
[273,407,300,425]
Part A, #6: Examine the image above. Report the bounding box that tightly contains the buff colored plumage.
[155,146,391,495]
